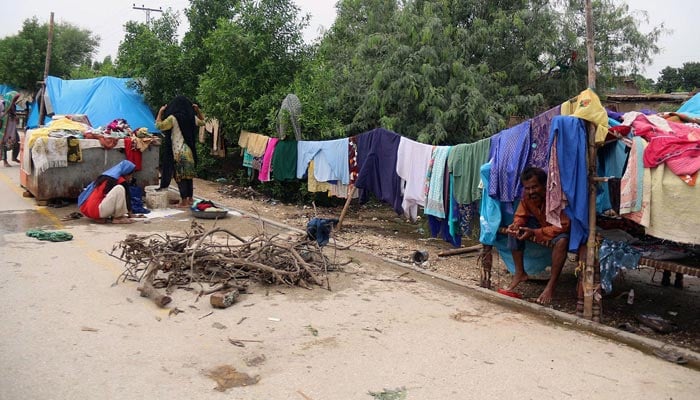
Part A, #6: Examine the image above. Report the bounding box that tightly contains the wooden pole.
[38,12,54,126]
[583,0,598,320]
[336,185,356,231]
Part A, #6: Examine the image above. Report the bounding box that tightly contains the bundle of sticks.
[110,221,339,307]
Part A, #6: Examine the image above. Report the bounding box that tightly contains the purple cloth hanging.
[527,105,561,170]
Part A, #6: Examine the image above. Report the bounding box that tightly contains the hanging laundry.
[271,138,298,181]
[548,116,589,252]
[424,146,451,219]
[527,105,561,169]
[258,137,279,182]
[296,138,350,184]
[307,160,331,193]
[645,163,700,244]
[355,128,404,216]
[488,121,531,212]
[396,137,433,221]
[348,136,359,185]
[560,88,609,144]
[448,138,491,206]
[479,162,500,245]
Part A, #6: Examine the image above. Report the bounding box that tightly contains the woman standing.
[78,160,140,224]
[155,96,205,207]
[0,91,21,167]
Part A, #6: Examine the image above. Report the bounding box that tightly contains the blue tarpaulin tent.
[677,92,700,118]
[27,76,156,131]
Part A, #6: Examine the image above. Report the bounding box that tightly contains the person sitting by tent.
[78,160,142,224]
[505,167,572,304]
[155,96,205,208]
[0,91,21,167]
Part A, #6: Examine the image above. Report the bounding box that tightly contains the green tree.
[657,66,683,93]
[181,0,240,98]
[0,17,99,90]
[70,56,120,79]
[116,9,187,108]
[198,0,309,137]
[679,62,700,91]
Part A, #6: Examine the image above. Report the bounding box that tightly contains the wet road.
[1,165,698,400]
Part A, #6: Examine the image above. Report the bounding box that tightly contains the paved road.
[0,165,697,399]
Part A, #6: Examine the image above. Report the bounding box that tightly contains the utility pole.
[132,3,163,25]
[38,12,54,126]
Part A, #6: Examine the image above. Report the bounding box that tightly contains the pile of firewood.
[110,221,340,307]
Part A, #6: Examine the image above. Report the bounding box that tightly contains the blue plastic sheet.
[27,76,156,131]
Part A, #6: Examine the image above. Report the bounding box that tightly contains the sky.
[0,0,698,80]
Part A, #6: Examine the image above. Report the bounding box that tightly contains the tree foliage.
[197,0,309,137]
[0,17,99,90]
[657,62,700,93]
[116,9,187,108]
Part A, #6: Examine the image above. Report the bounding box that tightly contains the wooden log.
[437,244,482,257]
[137,261,172,308]
[137,281,172,307]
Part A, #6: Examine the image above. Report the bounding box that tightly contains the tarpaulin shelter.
[27,76,156,132]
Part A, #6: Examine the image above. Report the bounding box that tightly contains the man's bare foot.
[12,158,20,163]
[536,288,554,305]
[93,218,109,224]
[174,202,189,209]
[506,273,528,291]
[112,217,135,224]
[3,161,10,167]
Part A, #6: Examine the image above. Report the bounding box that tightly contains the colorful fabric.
[527,105,561,169]
[297,138,350,184]
[560,88,609,144]
[271,139,298,181]
[424,146,450,218]
[258,137,279,182]
[545,135,565,228]
[548,116,589,252]
[348,136,359,184]
[488,121,531,210]
[477,162,499,245]
[629,113,700,177]
[619,137,644,214]
[448,138,491,205]
[66,137,82,163]
[156,115,196,181]
[78,160,135,207]
[307,160,331,193]
[123,137,142,171]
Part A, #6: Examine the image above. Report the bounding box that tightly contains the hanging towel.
[560,88,609,144]
[396,137,433,221]
[258,137,279,182]
[424,146,451,218]
[271,139,298,181]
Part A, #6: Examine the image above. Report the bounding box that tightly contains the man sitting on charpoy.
[505,167,573,304]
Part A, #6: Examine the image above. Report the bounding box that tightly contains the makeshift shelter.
[27,76,157,132]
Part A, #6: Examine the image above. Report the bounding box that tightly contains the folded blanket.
[32,137,69,174]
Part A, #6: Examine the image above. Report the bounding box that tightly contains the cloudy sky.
[1,0,697,80]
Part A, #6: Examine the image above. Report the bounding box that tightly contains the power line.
[132,4,163,25]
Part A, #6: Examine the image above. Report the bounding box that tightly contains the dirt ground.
[189,178,700,354]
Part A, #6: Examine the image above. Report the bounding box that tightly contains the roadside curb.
[198,187,700,371]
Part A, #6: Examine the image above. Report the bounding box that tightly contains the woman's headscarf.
[164,95,198,166]
[78,160,136,206]
[1,91,20,135]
